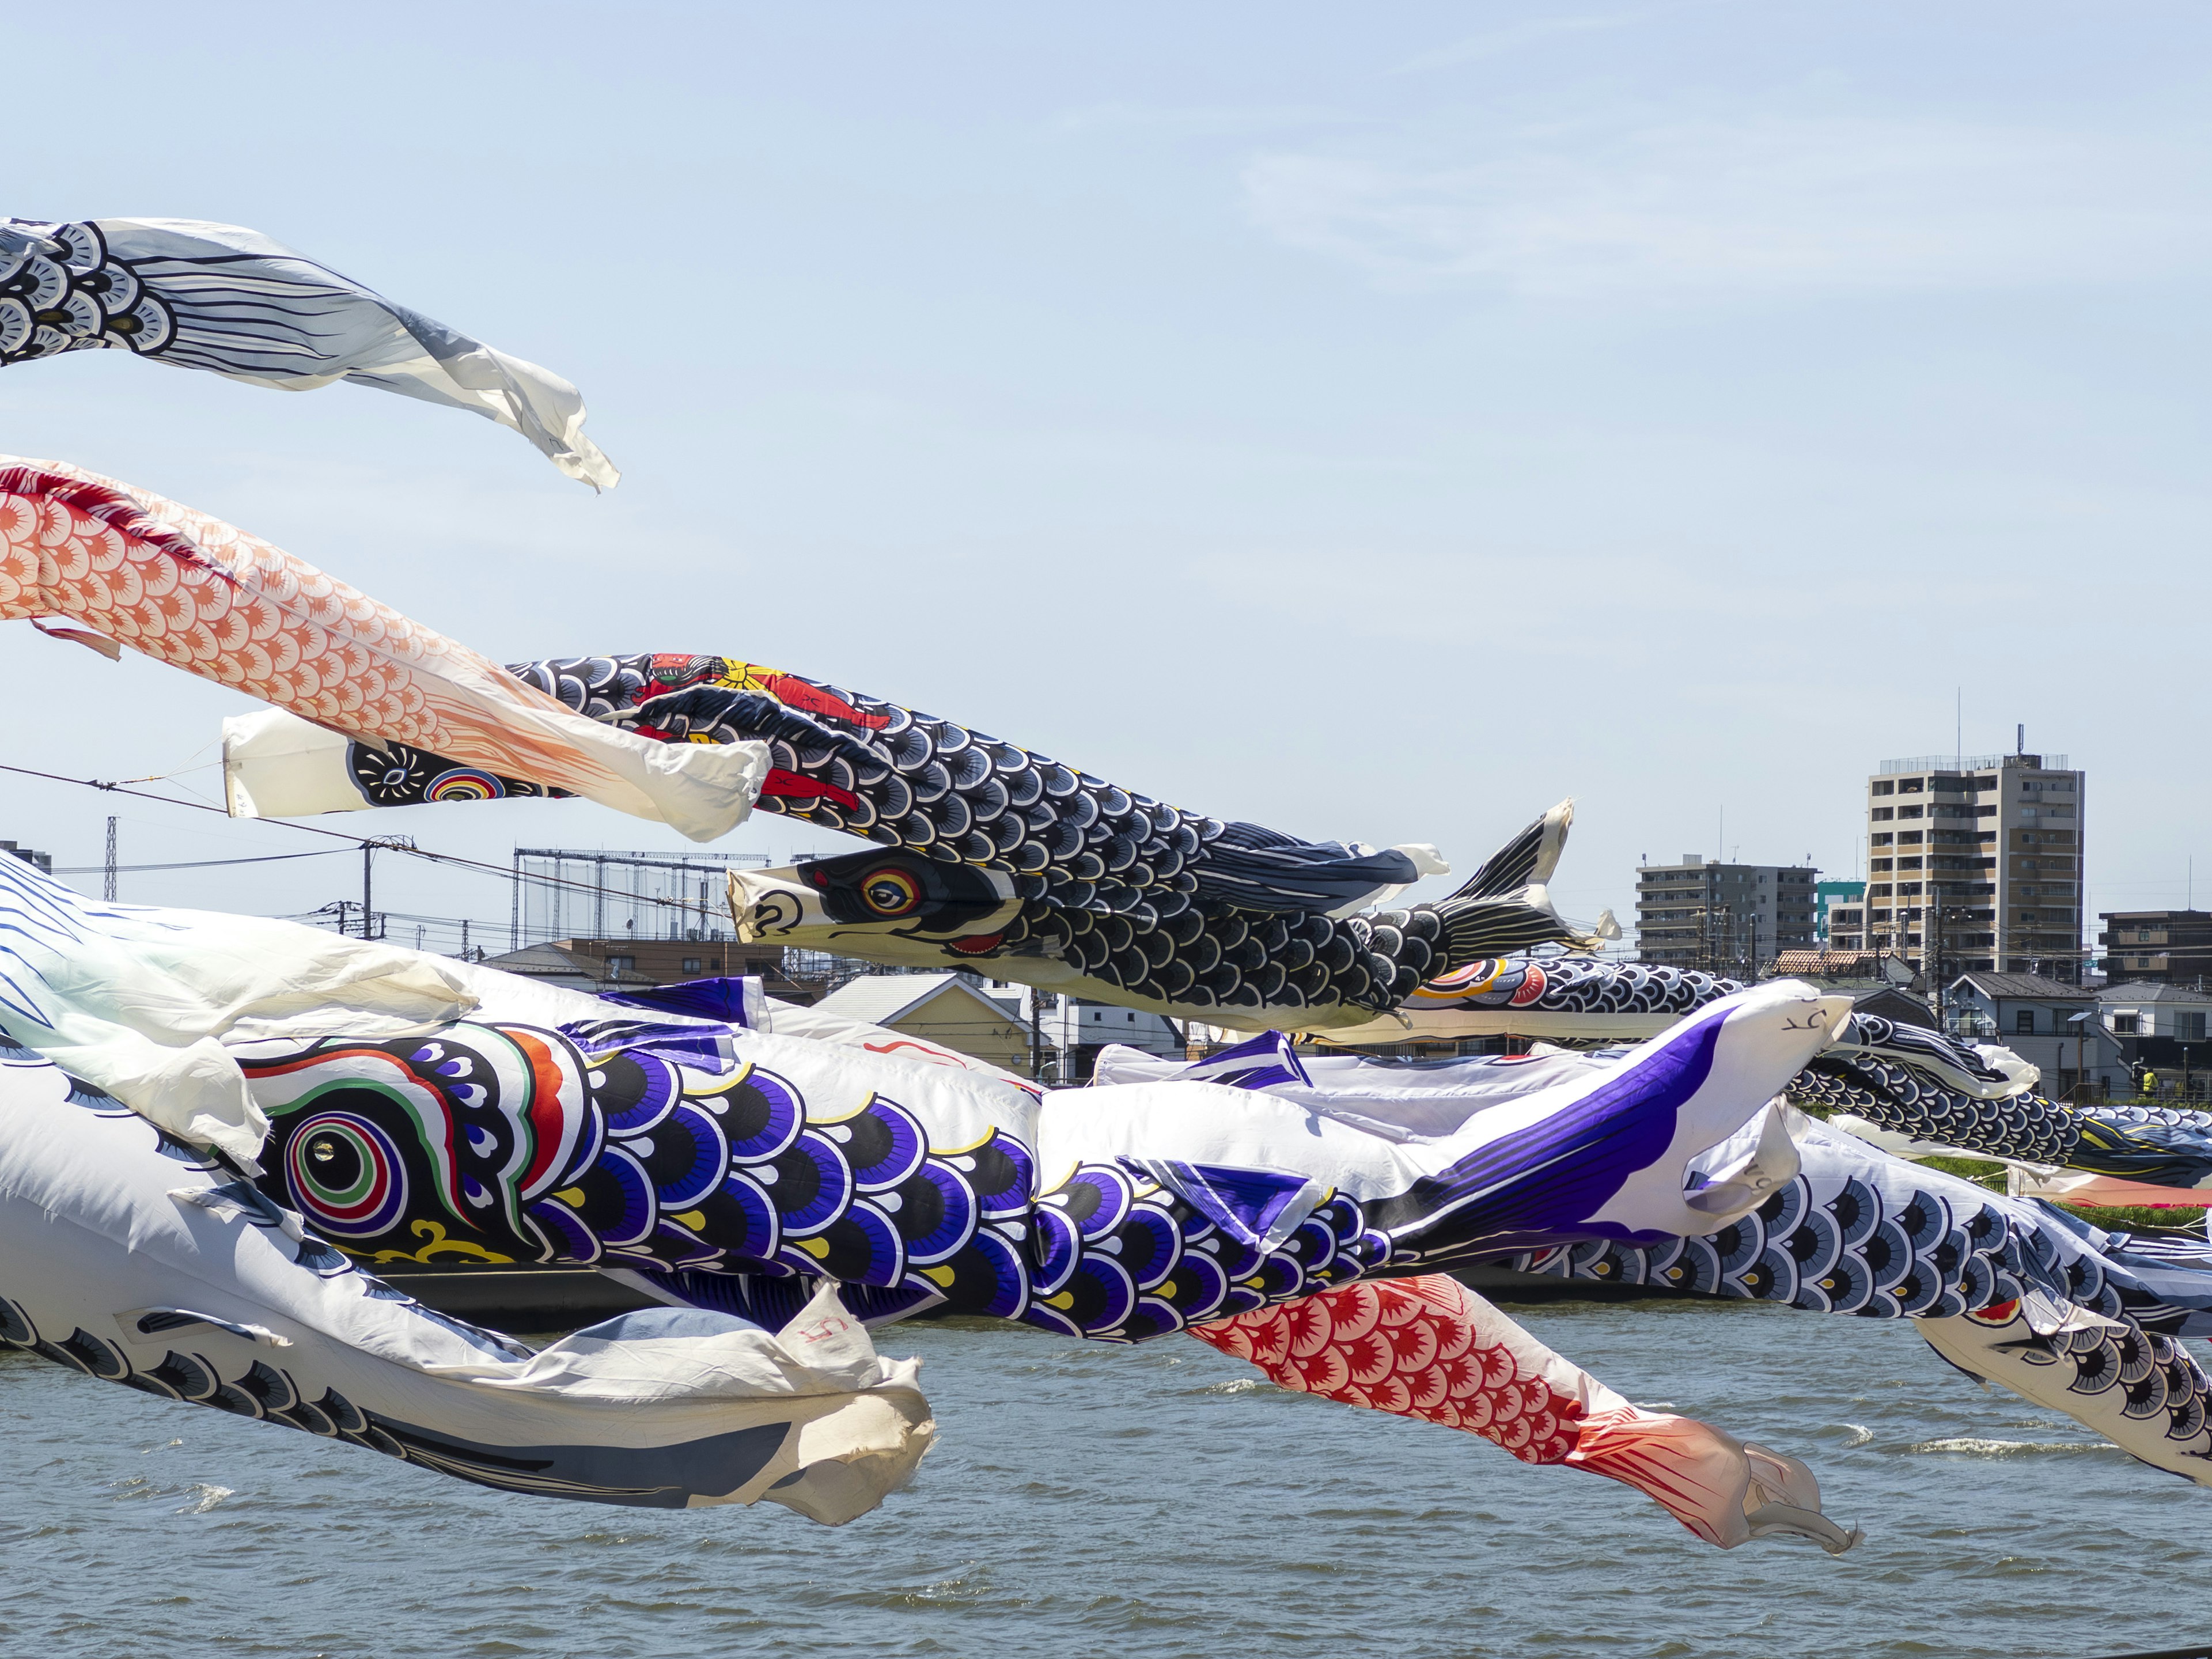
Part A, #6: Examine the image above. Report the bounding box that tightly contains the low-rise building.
[550,937,815,1000]
[1635,855,1818,974]
[2090,984,2212,1100]
[1770,948,1910,984]
[808,971,1035,1075]
[2099,910,2212,988]
[1,840,52,875]
[478,942,661,993]
[1031,990,1184,1080]
[1945,970,2124,1097]
[480,936,816,999]
[2099,980,2212,1041]
[1813,880,1866,946]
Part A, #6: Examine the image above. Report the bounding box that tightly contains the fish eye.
[860,868,922,916]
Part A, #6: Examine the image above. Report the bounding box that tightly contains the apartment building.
[2099,910,2212,988]
[1828,750,2085,983]
[1634,855,1817,974]
[1814,879,1866,945]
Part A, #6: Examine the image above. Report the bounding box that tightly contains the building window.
[607,955,635,975]
[2183,1013,2209,1041]
[1871,808,1894,821]
[682,957,703,974]
[2014,1009,2035,1035]
[1872,781,1895,796]
[2112,1014,2139,1034]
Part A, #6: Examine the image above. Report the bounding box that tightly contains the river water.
[2,1297,2209,1659]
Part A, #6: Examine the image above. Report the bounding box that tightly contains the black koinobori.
[293,651,1607,1032]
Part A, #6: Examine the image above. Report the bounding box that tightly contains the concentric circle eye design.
[860,866,922,918]
[425,767,506,802]
[285,1112,408,1238]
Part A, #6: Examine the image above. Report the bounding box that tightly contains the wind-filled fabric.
[1192,1274,1859,1554]
[0,1041,932,1517]
[219,652,1601,1031]
[0,218,615,487]
[0,461,764,839]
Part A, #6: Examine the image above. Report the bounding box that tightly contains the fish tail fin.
[1430,882,1605,969]
[1446,800,1574,902]
[1425,804,1617,968]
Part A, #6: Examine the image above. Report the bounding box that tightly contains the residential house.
[1945,970,2124,1097]
[2097,983,2212,1097]
[808,971,1035,1075]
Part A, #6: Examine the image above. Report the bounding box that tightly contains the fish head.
[729,850,1021,961]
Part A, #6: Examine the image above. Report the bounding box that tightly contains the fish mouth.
[729,869,810,942]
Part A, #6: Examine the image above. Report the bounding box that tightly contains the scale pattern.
[1922,1299,2212,1477]
[1504,1170,2090,1321]
[1193,1275,1579,1460]
[1403,956,1737,1020]
[1191,1272,1861,1553]
[1790,1058,2080,1165]
[485,653,1578,1020]
[243,1020,1422,1342]
[0,221,174,361]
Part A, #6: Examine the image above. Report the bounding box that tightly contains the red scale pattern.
[1192,1275,1581,1465]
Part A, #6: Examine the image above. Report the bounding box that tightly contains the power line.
[52,850,348,875]
[0,758,733,917]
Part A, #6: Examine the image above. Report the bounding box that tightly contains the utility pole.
[1926,895,1942,1022]
[1029,990,1044,1081]
[361,841,374,940]
[103,816,117,902]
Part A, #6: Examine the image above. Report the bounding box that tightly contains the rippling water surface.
[3,1298,2210,1659]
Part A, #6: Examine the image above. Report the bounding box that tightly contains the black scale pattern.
[506,653,1571,1017]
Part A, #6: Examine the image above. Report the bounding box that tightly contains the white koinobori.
[0,853,479,1160]
[1044,982,1850,1243]
[0,217,618,488]
[0,1046,934,1518]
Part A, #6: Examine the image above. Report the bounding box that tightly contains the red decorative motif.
[1192,1275,1580,1464]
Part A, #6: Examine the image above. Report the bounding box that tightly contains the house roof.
[478,944,603,986]
[1773,949,1881,976]
[811,971,1020,1032]
[1948,970,2091,1003]
[1851,987,1940,1028]
[2098,982,2212,1003]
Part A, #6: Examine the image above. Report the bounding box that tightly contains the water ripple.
[0,1307,2205,1657]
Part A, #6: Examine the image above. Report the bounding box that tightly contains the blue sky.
[4,2,2208,946]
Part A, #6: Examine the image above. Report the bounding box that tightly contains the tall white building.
[1827,749,2085,983]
